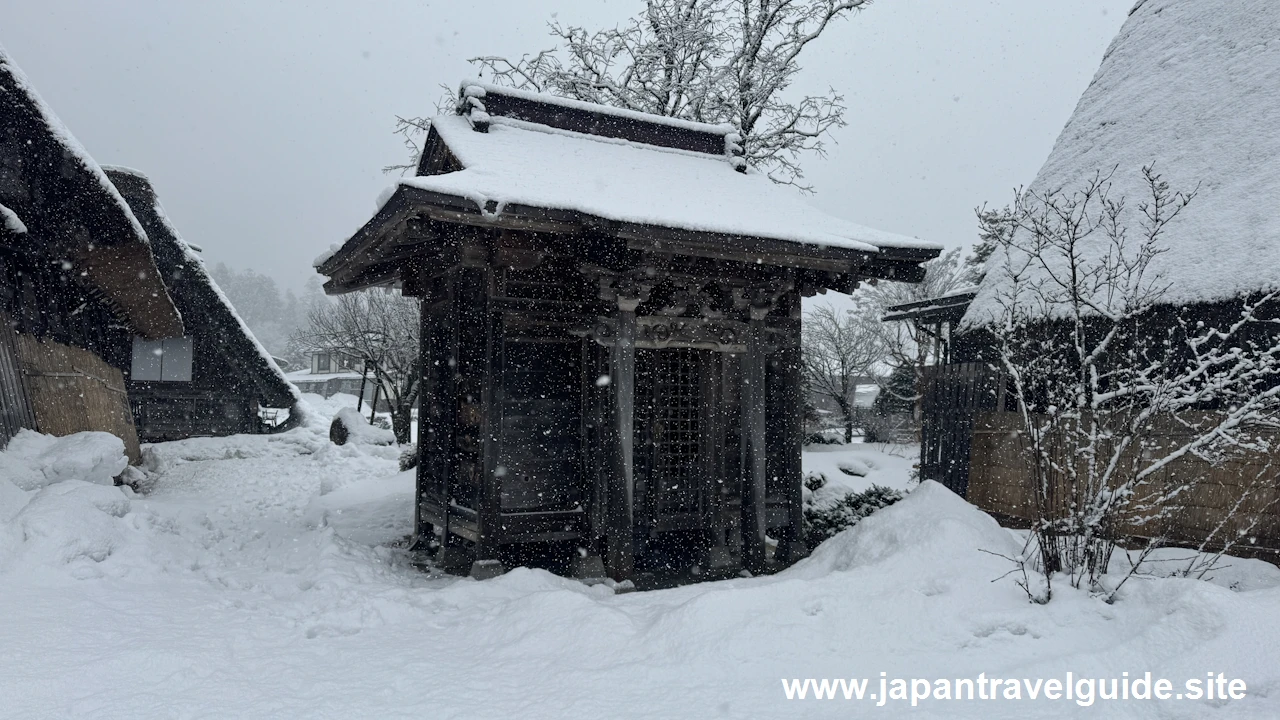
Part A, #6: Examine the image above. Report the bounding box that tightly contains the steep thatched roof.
[0,46,182,339]
[105,168,299,411]
[967,0,1280,324]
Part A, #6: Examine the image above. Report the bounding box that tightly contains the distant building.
[286,351,377,405]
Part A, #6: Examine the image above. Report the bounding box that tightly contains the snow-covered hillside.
[2,416,1279,718]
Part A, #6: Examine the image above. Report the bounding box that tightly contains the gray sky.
[4,0,1130,292]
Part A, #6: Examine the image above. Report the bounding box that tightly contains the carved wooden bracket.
[580,315,796,353]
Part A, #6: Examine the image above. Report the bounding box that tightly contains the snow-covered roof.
[966,0,1280,324]
[319,82,941,293]
[0,48,149,247]
[104,168,303,414]
[0,46,182,339]
[398,112,933,254]
[882,287,977,323]
[286,369,365,382]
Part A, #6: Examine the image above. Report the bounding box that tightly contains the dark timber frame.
[319,86,938,586]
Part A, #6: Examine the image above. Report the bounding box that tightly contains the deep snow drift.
[2,418,1279,718]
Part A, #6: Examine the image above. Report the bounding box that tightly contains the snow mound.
[0,429,127,491]
[790,481,1020,579]
[332,408,396,446]
[0,481,133,568]
[299,392,361,422]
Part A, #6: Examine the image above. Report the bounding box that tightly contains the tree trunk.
[836,398,854,444]
[391,401,413,445]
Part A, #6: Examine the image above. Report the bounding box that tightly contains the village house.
[317,83,940,584]
[890,0,1280,560]
[286,350,378,406]
[104,168,301,442]
[0,49,183,462]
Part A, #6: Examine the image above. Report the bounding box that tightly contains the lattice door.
[637,348,703,525]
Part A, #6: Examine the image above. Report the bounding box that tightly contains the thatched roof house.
[966,0,1280,325]
[0,47,182,458]
[900,0,1280,557]
[105,168,301,442]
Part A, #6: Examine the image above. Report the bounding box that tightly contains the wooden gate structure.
[919,362,1000,497]
[317,82,939,584]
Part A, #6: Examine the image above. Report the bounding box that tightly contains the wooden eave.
[881,290,977,323]
[320,182,938,294]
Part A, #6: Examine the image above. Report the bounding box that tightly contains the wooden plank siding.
[11,330,141,462]
[0,313,36,447]
[920,362,1000,497]
[968,410,1280,561]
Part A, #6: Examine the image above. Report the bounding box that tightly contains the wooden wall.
[11,330,141,462]
[0,315,36,448]
[968,411,1280,560]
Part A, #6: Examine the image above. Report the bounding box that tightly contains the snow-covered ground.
[3,415,1280,718]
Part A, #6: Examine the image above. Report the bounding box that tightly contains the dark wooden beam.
[741,296,771,573]
[475,85,728,156]
[475,265,505,574]
[773,304,808,564]
[604,283,646,582]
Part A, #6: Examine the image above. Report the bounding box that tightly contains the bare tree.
[859,248,968,415]
[394,0,873,189]
[291,290,421,444]
[802,303,883,442]
[984,166,1280,602]
[966,203,1015,285]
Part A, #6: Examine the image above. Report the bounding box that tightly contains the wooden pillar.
[417,271,460,559]
[411,303,429,551]
[473,266,506,579]
[741,304,770,573]
[702,351,734,569]
[775,322,809,564]
[605,292,640,581]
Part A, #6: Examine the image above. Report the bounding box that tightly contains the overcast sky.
[5,0,1130,292]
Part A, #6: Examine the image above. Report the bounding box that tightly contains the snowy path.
[3,427,1280,718]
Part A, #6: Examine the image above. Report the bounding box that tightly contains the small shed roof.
[318,83,938,292]
[966,0,1280,325]
[105,168,299,410]
[0,46,182,339]
[882,288,977,323]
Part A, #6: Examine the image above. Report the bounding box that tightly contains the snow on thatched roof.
[104,168,302,413]
[0,48,149,247]
[0,46,182,339]
[0,203,26,235]
[966,0,1280,324]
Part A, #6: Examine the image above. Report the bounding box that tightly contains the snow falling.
[5,0,1280,717]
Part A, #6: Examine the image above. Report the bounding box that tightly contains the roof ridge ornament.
[458,84,491,133]
[725,132,747,173]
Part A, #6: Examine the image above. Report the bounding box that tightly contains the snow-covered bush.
[398,443,418,472]
[803,484,904,551]
[330,408,396,447]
